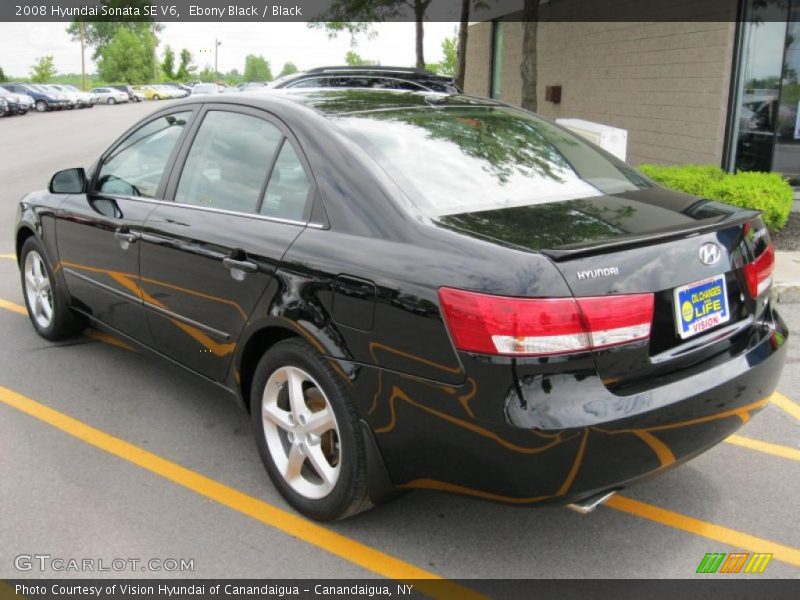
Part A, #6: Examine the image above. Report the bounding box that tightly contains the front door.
[55,109,195,343]
[139,107,316,381]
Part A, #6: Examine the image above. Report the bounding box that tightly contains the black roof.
[220,88,501,116]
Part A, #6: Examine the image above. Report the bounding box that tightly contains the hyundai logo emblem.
[699,242,722,266]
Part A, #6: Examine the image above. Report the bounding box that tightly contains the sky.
[0,22,458,78]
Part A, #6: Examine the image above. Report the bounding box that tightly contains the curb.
[773,281,800,304]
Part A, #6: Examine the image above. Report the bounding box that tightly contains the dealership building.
[464,0,800,183]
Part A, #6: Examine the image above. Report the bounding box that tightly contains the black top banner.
[0,0,789,23]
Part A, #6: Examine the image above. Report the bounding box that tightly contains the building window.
[727,0,789,175]
[490,20,504,99]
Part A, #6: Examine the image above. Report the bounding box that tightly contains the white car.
[190,83,224,96]
[155,84,187,99]
[89,87,130,105]
[54,84,95,108]
[0,87,33,114]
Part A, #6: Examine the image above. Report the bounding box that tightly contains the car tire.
[34,99,47,112]
[107,97,116,105]
[19,237,83,341]
[251,338,373,521]
[153,95,160,101]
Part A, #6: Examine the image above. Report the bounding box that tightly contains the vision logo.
[696,552,772,574]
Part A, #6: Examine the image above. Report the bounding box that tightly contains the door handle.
[114,228,138,249]
[223,257,258,273]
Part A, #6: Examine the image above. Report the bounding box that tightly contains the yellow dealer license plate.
[674,274,730,339]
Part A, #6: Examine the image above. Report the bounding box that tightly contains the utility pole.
[214,38,221,81]
[79,20,86,91]
[152,22,158,83]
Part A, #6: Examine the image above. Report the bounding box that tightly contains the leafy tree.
[0,66,6,82]
[175,49,196,80]
[278,62,299,77]
[161,45,176,80]
[31,56,57,82]
[197,64,216,82]
[438,34,457,77]
[345,51,377,66]
[66,1,162,61]
[97,28,155,84]
[243,54,272,82]
[312,0,434,68]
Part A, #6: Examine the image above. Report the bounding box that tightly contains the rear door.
[55,108,196,343]
[139,105,316,381]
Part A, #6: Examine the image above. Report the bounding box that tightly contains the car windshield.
[336,106,649,217]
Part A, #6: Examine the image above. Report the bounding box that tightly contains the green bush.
[638,164,793,230]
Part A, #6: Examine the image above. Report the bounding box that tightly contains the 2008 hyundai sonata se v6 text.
[14,89,787,520]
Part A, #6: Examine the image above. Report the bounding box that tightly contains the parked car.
[236,82,269,93]
[44,84,81,109]
[0,87,30,115]
[164,82,192,94]
[108,85,139,103]
[269,66,461,93]
[132,85,160,100]
[0,96,8,117]
[53,84,96,108]
[89,87,130,105]
[0,83,66,112]
[14,89,786,521]
[155,84,188,99]
[190,83,224,95]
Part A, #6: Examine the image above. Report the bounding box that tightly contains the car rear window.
[336,107,649,217]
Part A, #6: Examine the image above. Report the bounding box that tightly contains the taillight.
[438,288,654,356]
[743,242,774,297]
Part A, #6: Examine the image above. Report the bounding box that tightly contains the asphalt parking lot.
[0,102,798,587]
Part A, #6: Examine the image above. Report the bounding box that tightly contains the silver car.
[89,87,130,105]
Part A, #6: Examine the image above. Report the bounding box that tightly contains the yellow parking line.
[726,434,800,462]
[606,495,800,567]
[0,298,27,316]
[771,392,800,421]
[0,253,15,260]
[0,385,485,600]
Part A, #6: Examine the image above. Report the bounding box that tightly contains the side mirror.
[49,168,86,194]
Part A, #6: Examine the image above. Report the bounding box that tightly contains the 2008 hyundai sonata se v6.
[15,89,787,520]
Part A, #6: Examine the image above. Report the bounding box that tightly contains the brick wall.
[464,1,739,167]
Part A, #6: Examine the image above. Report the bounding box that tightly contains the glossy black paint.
[15,89,787,507]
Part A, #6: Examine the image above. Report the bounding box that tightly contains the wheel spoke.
[286,368,307,418]
[284,444,305,481]
[32,293,43,319]
[306,445,336,486]
[305,407,335,435]
[262,404,293,431]
[25,271,37,292]
[33,257,43,281]
[40,296,53,320]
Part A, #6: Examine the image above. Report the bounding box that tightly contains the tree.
[520,0,539,110]
[278,62,299,77]
[97,27,155,84]
[438,33,457,77]
[244,54,272,82]
[345,51,377,66]
[0,66,6,83]
[313,0,434,69]
[31,56,57,83]
[198,64,216,82]
[175,49,196,80]
[66,0,162,60]
[161,45,176,80]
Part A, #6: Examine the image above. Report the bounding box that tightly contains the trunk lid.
[437,189,772,390]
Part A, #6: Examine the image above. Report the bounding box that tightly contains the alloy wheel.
[24,250,53,329]
[261,366,341,499]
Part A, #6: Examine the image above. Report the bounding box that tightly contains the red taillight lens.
[743,242,774,297]
[438,288,654,356]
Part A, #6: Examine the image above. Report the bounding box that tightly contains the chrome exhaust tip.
[566,490,617,514]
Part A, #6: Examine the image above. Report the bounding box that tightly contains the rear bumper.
[357,309,787,505]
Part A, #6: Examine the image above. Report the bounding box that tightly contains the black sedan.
[14,90,786,520]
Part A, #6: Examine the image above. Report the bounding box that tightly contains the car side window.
[260,141,312,221]
[97,111,191,198]
[175,111,282,213]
